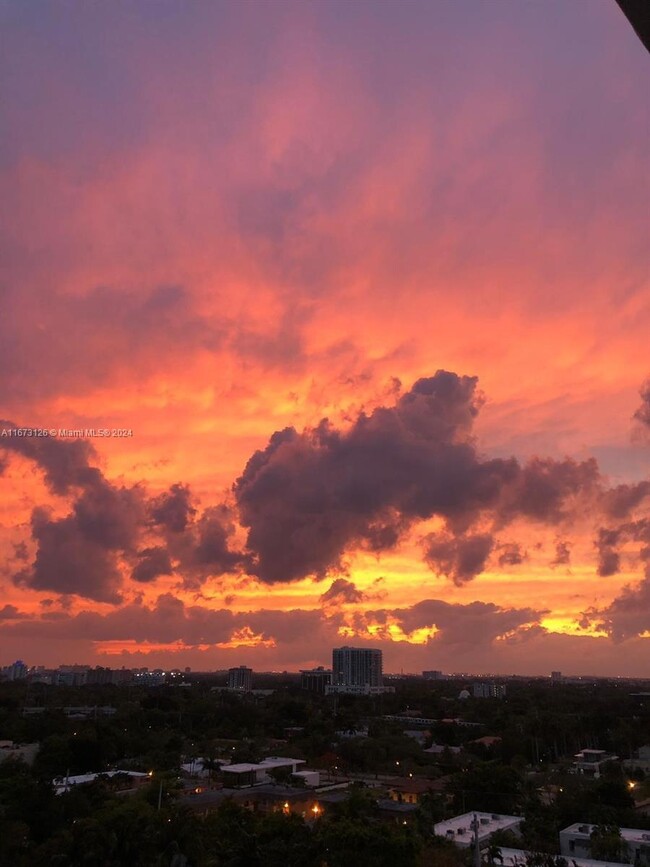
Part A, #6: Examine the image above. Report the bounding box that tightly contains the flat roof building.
[221,756,306,788]
[53,770,149,795]
[300,667,332,694]
[560,823,650,864]
[434,812,522,849]
[572,748,619,779]
[326,646,394,695]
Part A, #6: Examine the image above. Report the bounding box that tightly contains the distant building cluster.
[1,660,28,681]
[0,661,189,687]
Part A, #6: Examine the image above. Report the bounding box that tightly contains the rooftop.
[223,757,306,774]
[561,823,650,845]
[53,770,148,793]
[434,812,522,846]
[499,848,627,867]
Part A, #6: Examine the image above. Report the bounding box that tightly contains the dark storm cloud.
[14,507,124,604]
[131,547,174,584]
[0,593,542,656]
[0,423,98,495]
[3,424,147,602]
[602,481,650,519]
[496,456,600,525]
[73,479,144,550]
[550,539,571,567]
[497,542,526,567]
[596,527,622,577]
[423,532,494,585]
[583,574,650,642]
[594,519,650,579]
[193,506,245,571]
[320,578,366,605]
[0,594,327,648]
[1,423,246,598]
[150,483,196,533]
[159,503,248,588]
[363,598,546,647]
[234,370,603,584]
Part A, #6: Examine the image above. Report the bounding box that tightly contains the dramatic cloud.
[14,506,124,603]
[424,532,494,585]
[0,594,543,655]
[360,598,546,648]
[1,2,648,673]
[602,481,650,520]
[594,519,650,579]
[595,527,623,577]
[0,424,98,495]
[235,371,602,584]
[584,576,650,642]
[150,484,196,534]
[2,427,147,601]
[131,547,174,584]
[320,578,366,606]
[497,542,526,567]
[496,456,600,525]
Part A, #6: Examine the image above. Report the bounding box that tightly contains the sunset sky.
[1,0,648,676]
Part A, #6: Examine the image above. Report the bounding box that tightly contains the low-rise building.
[434,812,522,849]
[221,756,306,788]
[53,770,149,795]
[560,823,650,864]
[572,748,619,778]
[387,778,433,805]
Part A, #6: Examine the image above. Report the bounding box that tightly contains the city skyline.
[1,1,649,677]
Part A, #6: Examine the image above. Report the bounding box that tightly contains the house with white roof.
[433,812,522,849]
